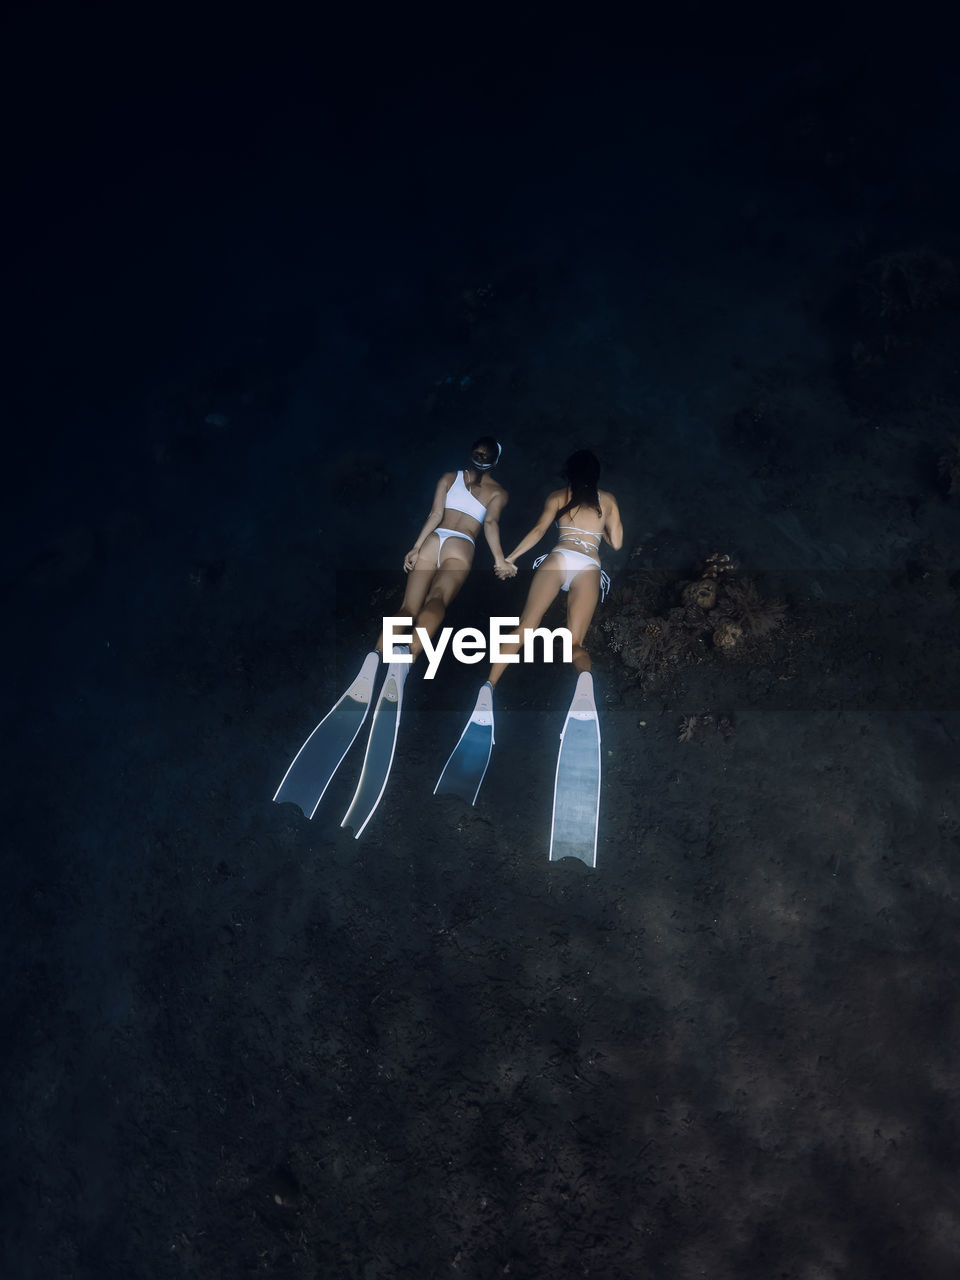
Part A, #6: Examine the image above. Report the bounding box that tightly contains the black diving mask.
[470,441,502,471]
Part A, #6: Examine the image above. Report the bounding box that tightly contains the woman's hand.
[494,558,518,580]
[403,547,420,573]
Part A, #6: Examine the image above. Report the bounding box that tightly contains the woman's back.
[554,487,621,549]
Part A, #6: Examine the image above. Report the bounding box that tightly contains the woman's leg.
[488,554,565,688]
[375,532,441,653]
[408,538,475,660]
[565,567,601,673]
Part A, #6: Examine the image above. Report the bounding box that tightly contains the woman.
[379,436,510,661]
[275,436,509,830]
[435,449,622,822]
[490,449,622,683]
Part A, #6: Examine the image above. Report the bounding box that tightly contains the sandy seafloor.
[3,33,960,1280]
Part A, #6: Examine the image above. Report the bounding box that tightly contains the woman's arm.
[404,474,452,571]
[481,488,510,568]
[505,491,562,564]
[602,495,624,550]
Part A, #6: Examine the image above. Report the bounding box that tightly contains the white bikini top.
[444,470,487,521]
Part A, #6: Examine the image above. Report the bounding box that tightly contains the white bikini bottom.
[433,527,475,563]
[532,547,610,601]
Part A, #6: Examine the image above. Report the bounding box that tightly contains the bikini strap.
[558,524,602,539]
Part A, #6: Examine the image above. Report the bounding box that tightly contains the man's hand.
[494,559,518,580]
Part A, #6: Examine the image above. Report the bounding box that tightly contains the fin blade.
[434,683,494,805]
[340,667,405,838]
[273,652,380,818]
[549,675,601,867]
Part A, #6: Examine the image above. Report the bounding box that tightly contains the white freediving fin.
[273,651,381,819]
[434,681,495,805]
[340,648,411,838]
[549,671,601,868]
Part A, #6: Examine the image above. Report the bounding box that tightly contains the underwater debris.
[677,713,735,743]
[678,714,713,742]
[600,545,790,683]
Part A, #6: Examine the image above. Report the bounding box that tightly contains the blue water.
[4,21,960,1279]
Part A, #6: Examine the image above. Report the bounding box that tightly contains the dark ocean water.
[4,12,960,1278]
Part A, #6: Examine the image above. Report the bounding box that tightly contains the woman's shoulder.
[598,488,619,505]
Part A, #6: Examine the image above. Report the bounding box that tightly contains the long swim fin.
[549,671,601,868]
[434,681,495,805]
[341,648,411,838]
[273,651,380,819]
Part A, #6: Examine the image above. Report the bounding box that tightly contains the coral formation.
[701,551,738,579]
[712,619,743,650]
[681,578,718,610]
[719,577,788,637]
[599,547,789,685]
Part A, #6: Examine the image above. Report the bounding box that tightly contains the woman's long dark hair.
[557,449,602,520]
